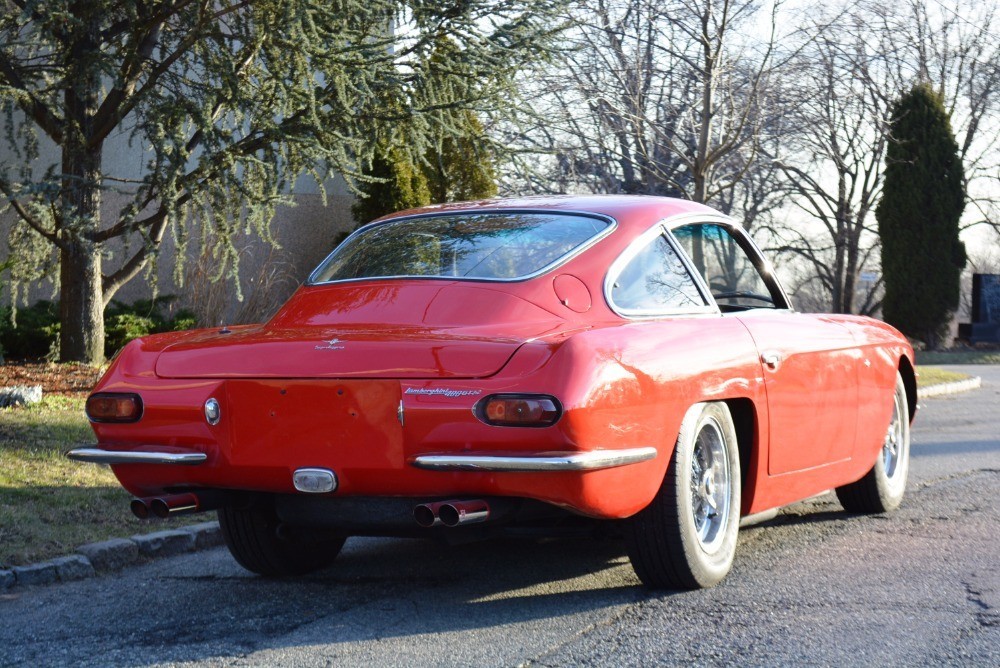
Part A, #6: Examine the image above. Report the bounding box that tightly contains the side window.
[611,233,706,313]
[671,223,776,310]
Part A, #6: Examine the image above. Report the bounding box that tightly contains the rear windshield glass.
[309,212,612,283]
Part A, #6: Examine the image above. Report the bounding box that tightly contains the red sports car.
[69,195,915,589]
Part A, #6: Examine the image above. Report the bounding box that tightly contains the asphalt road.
[2,366,998,667]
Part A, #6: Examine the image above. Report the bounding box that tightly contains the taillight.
[474,394,562,427]
[86,393,143,423]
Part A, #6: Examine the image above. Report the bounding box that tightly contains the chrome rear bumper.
[411,447,657,472]
[66,448,207,465]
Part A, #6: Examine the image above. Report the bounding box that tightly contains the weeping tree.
[878,83,966,349]
[0,0,561,364]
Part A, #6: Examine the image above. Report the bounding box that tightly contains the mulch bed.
[0,361,103,397]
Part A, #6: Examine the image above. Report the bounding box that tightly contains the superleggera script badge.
[404,388,483,398]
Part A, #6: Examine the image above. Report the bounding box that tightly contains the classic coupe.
[69,195,915,589]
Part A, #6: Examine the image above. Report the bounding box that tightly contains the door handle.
[761,352,781,369]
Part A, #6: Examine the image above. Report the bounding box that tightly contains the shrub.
[0,300,60,360]
[0,296,199,361]
[104,313,159,355]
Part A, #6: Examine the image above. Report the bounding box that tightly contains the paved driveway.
[2,367,998,666]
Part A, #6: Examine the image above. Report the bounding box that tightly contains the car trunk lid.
[153,322,551,379]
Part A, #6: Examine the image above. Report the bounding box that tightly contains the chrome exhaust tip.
[413,503,444,528]
[150,493,199,518]
[439,500,490,527]
[130,498,151,519]
[414,499,492,527]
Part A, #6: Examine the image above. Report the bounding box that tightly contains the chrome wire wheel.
[835,370,911,514]
[882,389,903,481]
[690,417,731,553]
[624,401,741,589]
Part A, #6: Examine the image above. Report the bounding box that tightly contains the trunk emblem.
[404,388,482,398]
[315,338,345,350]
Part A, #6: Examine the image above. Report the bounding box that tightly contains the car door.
[669,221,860,475]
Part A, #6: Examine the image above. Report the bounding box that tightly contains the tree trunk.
[59,239,104,363]
[59,9,105,364]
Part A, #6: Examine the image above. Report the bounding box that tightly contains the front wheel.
[625,402,741,589]
[218,504,346,576]
[836,371,911,513]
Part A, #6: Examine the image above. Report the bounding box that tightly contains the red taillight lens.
[475,394,561,427]
[86,393,143,423]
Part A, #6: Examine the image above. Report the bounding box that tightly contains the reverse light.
[85,393,143,423]
[475,394,562,427]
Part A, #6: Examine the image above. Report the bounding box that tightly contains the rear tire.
[218,504,346,576]
[625,402,741,589]
[836,371,910,513]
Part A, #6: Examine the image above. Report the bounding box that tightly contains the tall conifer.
[877,83,966,348]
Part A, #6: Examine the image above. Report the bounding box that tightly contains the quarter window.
[610,233,706,313]
[671,223,776,310]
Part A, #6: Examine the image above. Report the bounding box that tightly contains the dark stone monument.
[968,273,1000,343]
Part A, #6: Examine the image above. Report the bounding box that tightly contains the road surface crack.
[964,580,1000,628]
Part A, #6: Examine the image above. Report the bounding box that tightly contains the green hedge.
[0,296,197,361]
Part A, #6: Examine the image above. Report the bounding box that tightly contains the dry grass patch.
[1,396,197,567]
[916,367,971,388]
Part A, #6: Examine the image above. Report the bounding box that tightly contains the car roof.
[375,195,724,235]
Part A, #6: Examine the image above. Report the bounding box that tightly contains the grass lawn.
[916,366,972,387]
[0,396,198,568]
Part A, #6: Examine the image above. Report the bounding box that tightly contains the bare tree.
[501,0,788,228]
[765,8,895,315]
[766,0,1000,315]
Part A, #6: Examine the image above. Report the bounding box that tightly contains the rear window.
[309,212,612,283]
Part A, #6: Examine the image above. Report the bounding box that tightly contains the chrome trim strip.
[66,448,207,465]
[307,209,617,286]
[411,447,657,472]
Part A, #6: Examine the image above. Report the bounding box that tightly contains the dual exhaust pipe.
[413,499,490,528]
[130,491,224,519]
[134,493,493,527]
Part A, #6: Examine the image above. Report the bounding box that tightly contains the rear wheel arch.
[897,356,917,422]
[722,397,757,507]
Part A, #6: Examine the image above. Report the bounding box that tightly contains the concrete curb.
[0,521,222,592]
[920,376,983,398]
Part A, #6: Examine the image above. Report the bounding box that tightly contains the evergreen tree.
[351,112,498,226]
[350,144,433,225]
[424,112,498,204]
[0,0,560,363]
[877,83,966,349]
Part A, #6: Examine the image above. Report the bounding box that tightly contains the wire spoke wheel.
[882,389,903,480]
[625,402,741,589]
[836,371,911,514]
[690,418,731,553]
